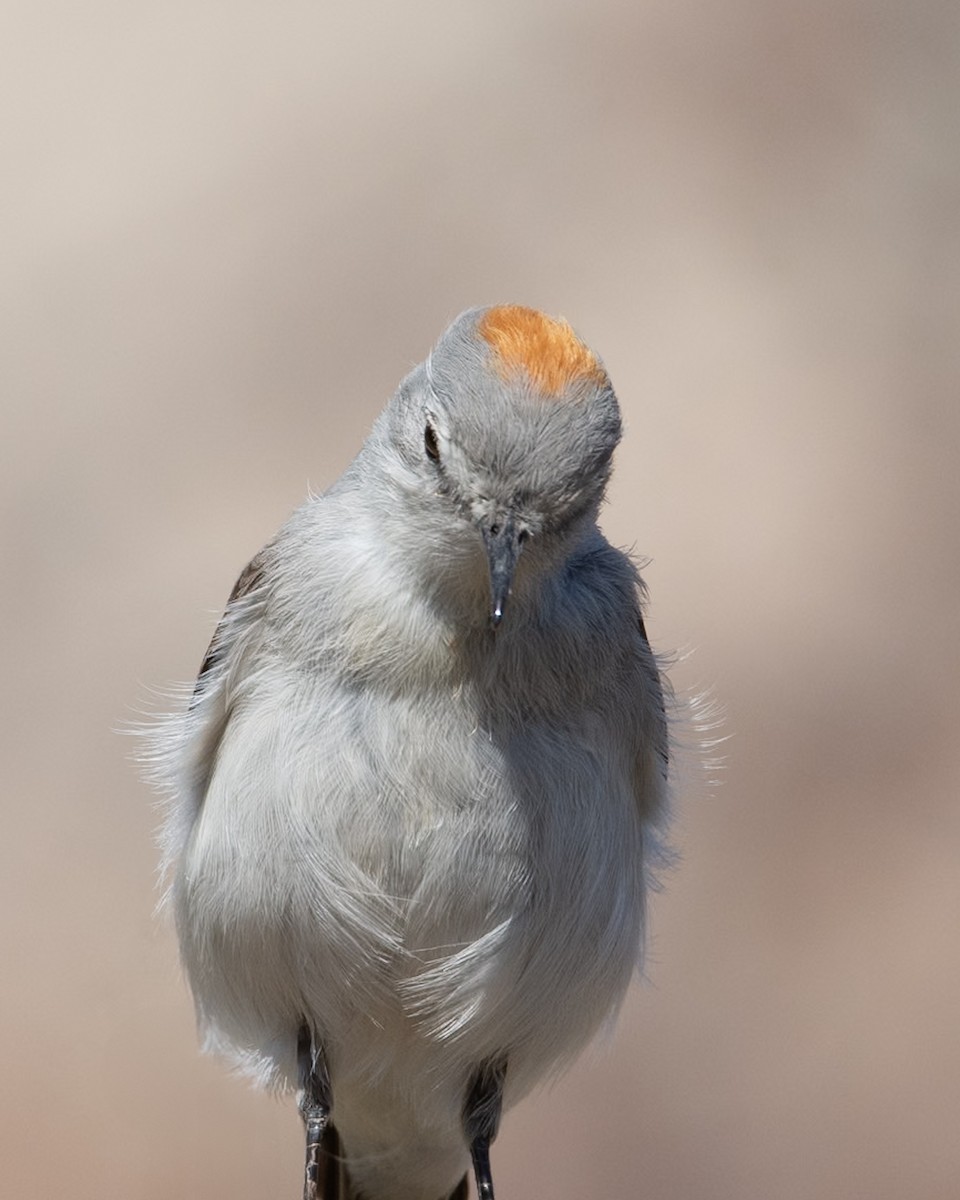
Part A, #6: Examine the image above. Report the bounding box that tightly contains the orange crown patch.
[478,306,606,397]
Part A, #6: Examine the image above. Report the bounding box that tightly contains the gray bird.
[152,305,671,1200]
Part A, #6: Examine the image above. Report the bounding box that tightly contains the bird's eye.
[424,423,440,462]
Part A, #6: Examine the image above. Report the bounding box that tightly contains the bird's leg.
[297,1023,333,1200]
[463,1059,507,1200]
[470,1137,495,1200]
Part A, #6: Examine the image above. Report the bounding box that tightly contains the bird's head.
[381,305,622,627]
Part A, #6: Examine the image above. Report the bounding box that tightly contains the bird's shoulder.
[550,533,655,667]
[560,533,670,782]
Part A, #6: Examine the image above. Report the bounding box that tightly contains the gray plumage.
[152,306,671,1200]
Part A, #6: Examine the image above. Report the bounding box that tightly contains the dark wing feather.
[191,552,268,707]
[637,611,669,776]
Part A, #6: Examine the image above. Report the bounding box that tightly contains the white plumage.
[152,306,671,1200]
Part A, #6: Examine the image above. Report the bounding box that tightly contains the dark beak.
[481,514,524,628]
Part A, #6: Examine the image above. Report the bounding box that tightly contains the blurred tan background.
[3,2,959,1197]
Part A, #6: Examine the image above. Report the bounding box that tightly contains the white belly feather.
[174,663,646,1190]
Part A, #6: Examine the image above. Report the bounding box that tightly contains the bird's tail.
[315,1125,469,1200]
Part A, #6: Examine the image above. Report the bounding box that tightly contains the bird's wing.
[637,611,669,774]
[192,551,268,708]
[153,549,271,871]
[186,548,270,798]
[633,607,671,831]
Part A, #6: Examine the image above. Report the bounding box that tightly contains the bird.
[151,305,671,1200]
